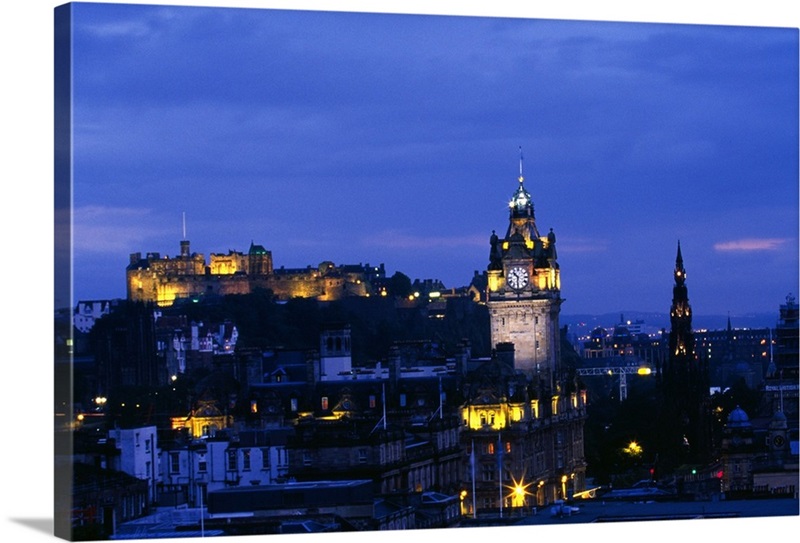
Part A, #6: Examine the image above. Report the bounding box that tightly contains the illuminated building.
[773,293,799,380]
[171,400,233,439]
[486,153,561,381]
[695,317,770,390]
[127,238,385,307]
[459,347,587,517]
[461,156,587,518]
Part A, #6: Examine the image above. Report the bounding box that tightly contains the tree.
[388,271,413,298]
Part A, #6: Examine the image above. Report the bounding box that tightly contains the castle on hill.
[126,239,386,307]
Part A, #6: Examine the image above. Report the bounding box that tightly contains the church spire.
[669,241,693,357]
[674,240,686,286]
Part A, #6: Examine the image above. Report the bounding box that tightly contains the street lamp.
[623,440,643,456]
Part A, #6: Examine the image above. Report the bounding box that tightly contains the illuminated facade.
[127,239,384,307]
[486,157,561,381]
[459,353,587,516]
[460,158,586,518]
[171,400,232,439]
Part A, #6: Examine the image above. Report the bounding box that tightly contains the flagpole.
[438,376,443,420]
[498,432,503,519]
[471,439,477,518]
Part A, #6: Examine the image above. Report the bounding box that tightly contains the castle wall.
[127,245,376,306]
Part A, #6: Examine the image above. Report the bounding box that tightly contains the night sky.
[2,3,798,543]
[65,2,799,318]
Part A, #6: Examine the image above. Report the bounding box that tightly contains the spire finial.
[518,146,524,183]
[182,211,187,241]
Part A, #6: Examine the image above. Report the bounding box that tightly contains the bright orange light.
[623,441,643,456]
[505,474,535,507]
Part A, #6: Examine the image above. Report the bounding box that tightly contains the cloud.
[713,238,791,252]
[361,230,486,250]
[72,206,166,253]
[558,238,609,254]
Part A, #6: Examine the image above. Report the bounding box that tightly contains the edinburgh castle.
[127,239,386,306]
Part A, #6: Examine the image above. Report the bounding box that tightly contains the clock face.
[507,266,529,290]
[773,435,785,449]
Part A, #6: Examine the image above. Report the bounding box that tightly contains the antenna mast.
[182,211,187,240]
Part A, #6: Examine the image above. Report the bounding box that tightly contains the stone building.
[486,154,561,383]
[127,239,385,307]
[720,406,756,495]
[460,349,587,516]
[460,156,587,518]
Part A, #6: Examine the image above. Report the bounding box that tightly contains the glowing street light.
[505,474,535,508]
[623,440,643,456]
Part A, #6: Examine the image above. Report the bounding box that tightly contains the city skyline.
[65,3,798,318]
[1,3,794,543]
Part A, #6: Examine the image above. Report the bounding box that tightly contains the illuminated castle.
[127,238,385,307]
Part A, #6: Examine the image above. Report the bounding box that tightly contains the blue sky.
[66,2,798,317]
[0,3,797,542]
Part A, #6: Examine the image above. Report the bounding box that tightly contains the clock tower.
[486,150,562,382]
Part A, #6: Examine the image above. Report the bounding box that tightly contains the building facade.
[460,158,587,518]
[127,239,386,307]
[486,158,561,382]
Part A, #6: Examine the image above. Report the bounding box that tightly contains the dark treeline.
[163,288,493,364]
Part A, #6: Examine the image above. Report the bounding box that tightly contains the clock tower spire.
[487,149,562,383]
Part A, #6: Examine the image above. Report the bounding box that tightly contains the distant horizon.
[66,286,788,331]
[70,232,794,324]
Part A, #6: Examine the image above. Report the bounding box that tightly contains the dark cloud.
[69,4,799,314]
